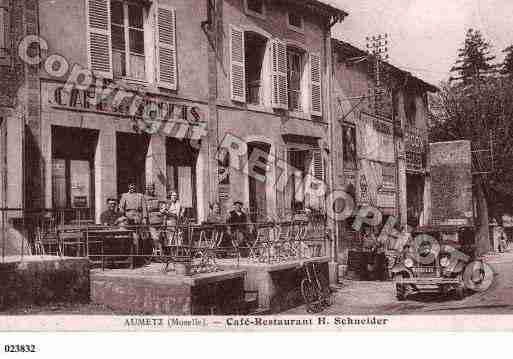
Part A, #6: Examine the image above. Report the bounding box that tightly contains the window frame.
[110,0,147,82]
[0,5,8,63]
[244,0,266,20]
[287,11,304,33]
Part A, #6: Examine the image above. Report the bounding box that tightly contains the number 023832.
[4,344,37,353]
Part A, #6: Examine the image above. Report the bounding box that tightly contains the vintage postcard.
[1,0,513,335]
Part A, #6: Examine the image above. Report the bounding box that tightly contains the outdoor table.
[84,228,136,269]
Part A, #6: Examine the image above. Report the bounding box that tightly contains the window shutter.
[230,25,245,102]
[271,39,288,109]
[310,52,322,116]
[156,5,177,90]
[311,150,324,181]
[85,0,112,79]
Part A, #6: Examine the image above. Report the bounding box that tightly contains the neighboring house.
[331,39,437,263]
[212,0,347,220]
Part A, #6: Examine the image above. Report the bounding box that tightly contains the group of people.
[206,200,253,255]
[98,182,183,255]
[98,182,254,258]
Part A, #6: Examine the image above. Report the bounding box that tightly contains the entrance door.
[166,138,198,220]
[116,133,150,195]
[247,142,270,221]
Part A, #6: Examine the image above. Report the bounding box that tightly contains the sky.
[327,0,513,86]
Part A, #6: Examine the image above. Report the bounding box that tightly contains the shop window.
[244,0,265,18]
[52,127,98,223]
[244,32,267,105]
[287,11,304,32]
[0,6,8,62]
[287,48,304,112]
[111,0,145,81]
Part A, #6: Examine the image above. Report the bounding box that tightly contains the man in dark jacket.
[99,198,122,225]
[226,201,249,256]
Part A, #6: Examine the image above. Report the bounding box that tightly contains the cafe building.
[8,0,213,224]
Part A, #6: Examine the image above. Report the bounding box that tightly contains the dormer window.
[244,0,265,18]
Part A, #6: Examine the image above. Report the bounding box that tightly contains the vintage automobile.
[391,225,476,301]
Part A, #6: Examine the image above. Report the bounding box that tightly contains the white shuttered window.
[156,5,177,90]
[86,0,113,79]
[230,26,246,102]
[310,52,322,116]
[271,39,288,109]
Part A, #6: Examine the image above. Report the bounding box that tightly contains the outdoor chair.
[35,217,61,256]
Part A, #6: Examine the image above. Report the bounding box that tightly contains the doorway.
[406,173,425,227]
[247,142,271,221]
[116,132,150,196]
[166,138,198,220]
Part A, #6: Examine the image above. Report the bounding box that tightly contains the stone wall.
[0,256,90,311]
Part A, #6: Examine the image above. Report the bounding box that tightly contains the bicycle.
[300,262,333,313]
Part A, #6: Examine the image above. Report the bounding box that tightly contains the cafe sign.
[46,83,206,123]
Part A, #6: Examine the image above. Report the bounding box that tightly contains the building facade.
[0,0,348,226]
[211,0,346,220]
[331,40,437,263]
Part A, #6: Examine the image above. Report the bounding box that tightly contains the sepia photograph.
[1,0,513,336]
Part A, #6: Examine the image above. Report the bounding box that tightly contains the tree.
[430,76,513,254]
[450,28,498,85]
[501,45,513,77]
[431,29,513,254]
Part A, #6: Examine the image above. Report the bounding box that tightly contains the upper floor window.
[287,12,304,32]
[287,48,304,112]
[245,32,267,105]
[86,0,177,89]
[111,0,145,81]
[0,5,8,63]
[230,25,322,117]
[244,0,265,18]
